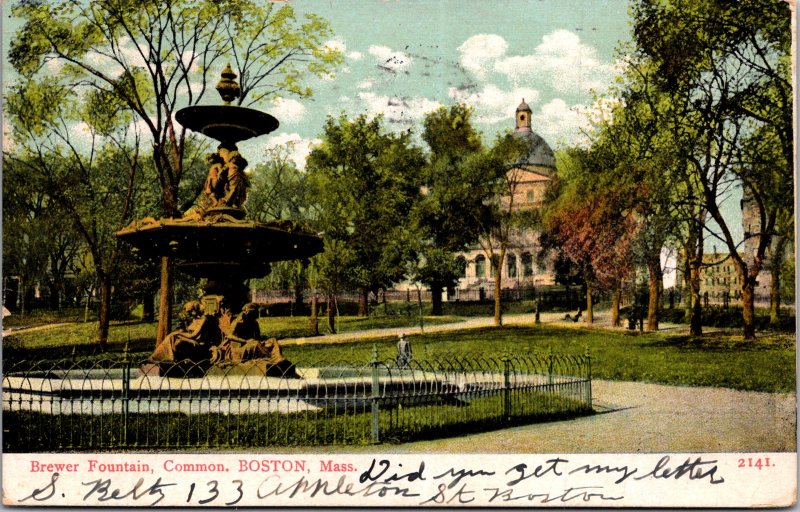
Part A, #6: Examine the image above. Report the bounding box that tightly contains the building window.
[507,254,517,279]
[526,191,534,202]
[456,256,467,278]
[475,255,486,278]
[521,253,533,277]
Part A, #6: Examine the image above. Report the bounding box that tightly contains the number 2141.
[738,458,772,469]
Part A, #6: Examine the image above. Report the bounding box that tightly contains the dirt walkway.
[279,312,710,348]
[1,322,76,338]
[280,315,795,454]
[279,311,695,346]
[309,380,796,454]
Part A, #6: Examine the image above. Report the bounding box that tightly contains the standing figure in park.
[396,333,412,368]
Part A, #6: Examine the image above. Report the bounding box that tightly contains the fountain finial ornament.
[216,63,241,105]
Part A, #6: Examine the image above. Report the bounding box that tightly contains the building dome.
[513,98,556,171]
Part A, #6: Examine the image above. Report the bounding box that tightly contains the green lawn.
[283,325,796,393]
[3,318,795,393]
[1,315,463,356]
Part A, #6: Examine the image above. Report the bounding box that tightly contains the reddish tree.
[546,190,638,325]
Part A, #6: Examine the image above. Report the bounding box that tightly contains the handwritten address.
[2,453,749,507]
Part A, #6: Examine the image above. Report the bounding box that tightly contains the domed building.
[454,100,557,297]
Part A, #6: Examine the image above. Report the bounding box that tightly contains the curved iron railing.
[3,351,591,450]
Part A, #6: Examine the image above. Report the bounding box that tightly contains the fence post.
[370,344,380,444]
[547,347,554,386]
[122,340,131,447]
[502,353,510,420]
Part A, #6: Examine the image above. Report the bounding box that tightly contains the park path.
[275,313,796,454]
[383,380,797,453]
[279,311,692,347]
[1,322,76,338]
[271,380,794,454]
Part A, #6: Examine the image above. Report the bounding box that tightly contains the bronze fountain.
[116,65,323,376]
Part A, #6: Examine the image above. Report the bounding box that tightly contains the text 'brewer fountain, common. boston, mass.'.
[116,64,323,376]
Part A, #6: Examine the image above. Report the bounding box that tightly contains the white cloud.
[348,51,363,60]
[71,121,97,147]
[357,79,375,90]
[270,97,306,124]
[457,34,508,80]
[358,92,440,126]
[263,133,321,171]
[368,45,413,72]
[535,98,591,146]
[117,37,149,70]
[494,29,615,94]
[448,84,540,124]
[323,38,346,53]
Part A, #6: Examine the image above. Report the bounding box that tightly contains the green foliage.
[306,115,426,296]
[247,146,310,223]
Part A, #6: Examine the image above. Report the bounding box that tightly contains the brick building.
[455,100,556,296]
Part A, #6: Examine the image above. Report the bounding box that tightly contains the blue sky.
[1,0,742,247]
[260,0,631,168]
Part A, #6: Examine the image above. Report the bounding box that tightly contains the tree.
[306,115,425,316]
[543,148,639,325]
[473,133,533,326]
[9,0,342,342]
[2,156,82,313]
[630,0,793,339]
[415,104,487,315]
[247,145,311,223]
[5,80,151,344]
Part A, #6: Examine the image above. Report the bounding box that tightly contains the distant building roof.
[514,130,556,171]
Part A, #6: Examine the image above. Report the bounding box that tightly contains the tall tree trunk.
[156,256,173,345]
[294,282,304,317]
[687,217,704,336]
[327,293,336,334]
[98,276,112,345]
[430,281,444,316]
[741,280,756,340]
[309,293,319,336]
[585,280,593,324]
[610,282,621,327]
[646,254,662,331]
[358,289,368,317]
[493,249,505,326]
[682,251,693,323]
[689,259,703,336]
[769,236,787,325]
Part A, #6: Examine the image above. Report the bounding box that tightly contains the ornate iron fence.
[3,351,592,451]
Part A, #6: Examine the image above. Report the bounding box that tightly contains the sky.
[1,0,743,249]
[260,0,631,169]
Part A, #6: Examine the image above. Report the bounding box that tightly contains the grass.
[3,314,795,393]
[1,314,463,361]
[281,325,796,393]
[4,391,590,451]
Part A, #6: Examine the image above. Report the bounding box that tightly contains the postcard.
[2,0,796,507]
